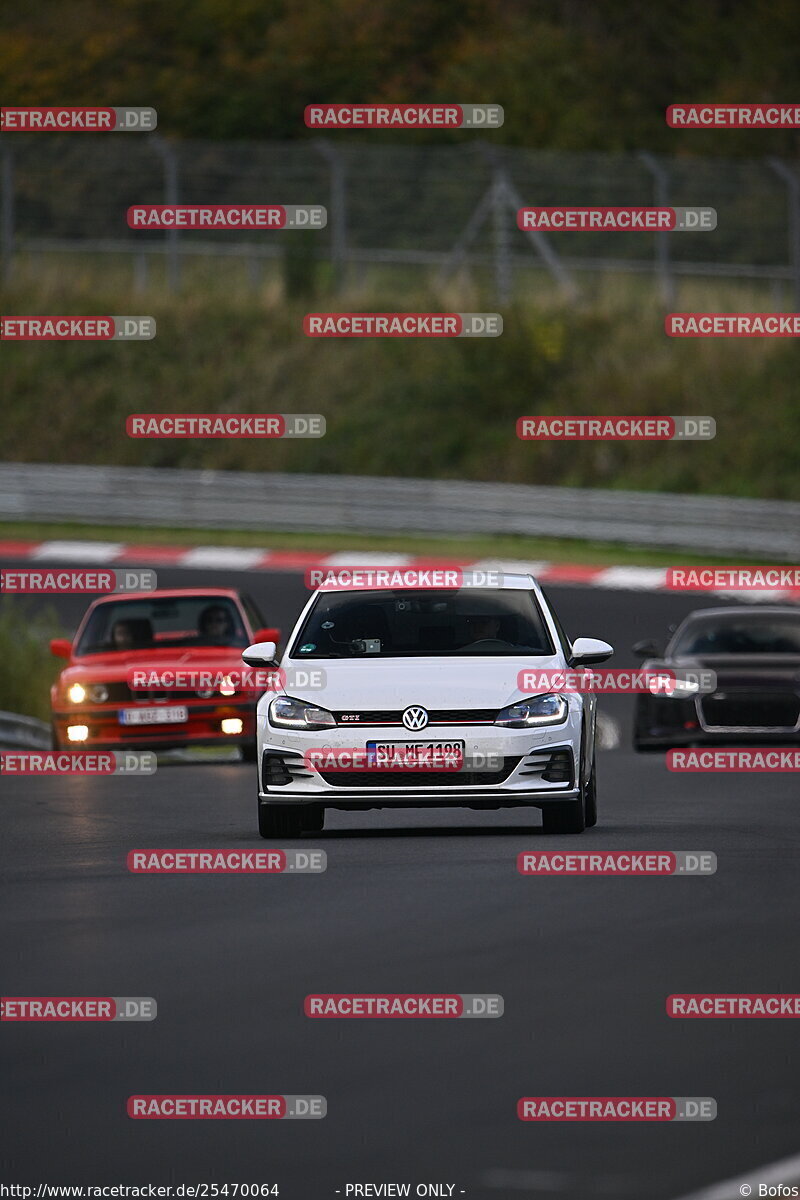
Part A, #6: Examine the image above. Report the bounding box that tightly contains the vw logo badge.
[402,705,429,731]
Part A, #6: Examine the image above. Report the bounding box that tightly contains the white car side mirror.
[242,640,279,667]
[570,636,614,665]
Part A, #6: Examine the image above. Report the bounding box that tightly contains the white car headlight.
[67,683,87,704]
[87,684,109,703]
[269,696,336,731]
[495,694,568,728]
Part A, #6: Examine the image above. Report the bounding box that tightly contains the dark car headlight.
[495,694,568,728]
[648,677,701,697]
[268,696,336,731]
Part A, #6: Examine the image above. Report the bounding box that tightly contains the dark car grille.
[317,756,520,788]
[105,683,201,703]
[333,708,498,726]
[700,691,800,730]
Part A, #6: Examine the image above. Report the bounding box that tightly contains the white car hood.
[283,654,566,710]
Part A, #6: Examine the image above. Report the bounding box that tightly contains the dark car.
[632,606,800,752]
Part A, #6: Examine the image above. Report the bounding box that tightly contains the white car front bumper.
[256,704,585,808]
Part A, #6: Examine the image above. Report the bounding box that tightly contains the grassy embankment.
[3,255,798,498]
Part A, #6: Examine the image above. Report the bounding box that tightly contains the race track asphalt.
[2,561,798,1199]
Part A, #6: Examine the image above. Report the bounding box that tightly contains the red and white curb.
[0,540,797,601]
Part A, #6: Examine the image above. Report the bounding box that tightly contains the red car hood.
[59,645,247,685]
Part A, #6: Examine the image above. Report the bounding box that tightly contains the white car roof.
[313,571,537,594]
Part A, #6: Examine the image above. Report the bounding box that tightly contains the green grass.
[3,254,799,499]
[0,519,785,567]
[0,598,64,723]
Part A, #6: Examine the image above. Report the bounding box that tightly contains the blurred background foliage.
[3,0,800,154]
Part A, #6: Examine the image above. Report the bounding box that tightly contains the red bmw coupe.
[50,588,280,759]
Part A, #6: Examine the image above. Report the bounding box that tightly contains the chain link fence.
[1,137,798,303]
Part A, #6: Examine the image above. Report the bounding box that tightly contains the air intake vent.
[519,746,574,786]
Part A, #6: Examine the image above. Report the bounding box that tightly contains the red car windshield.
[75,596,249,654]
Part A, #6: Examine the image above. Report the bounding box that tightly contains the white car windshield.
[290,589,555,659]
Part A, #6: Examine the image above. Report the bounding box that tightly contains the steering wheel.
[464,637,515,650]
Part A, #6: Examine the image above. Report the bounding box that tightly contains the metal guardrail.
[0,710,51,751]
[0,463,798,557]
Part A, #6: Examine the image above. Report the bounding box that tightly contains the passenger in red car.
[111,620,135,650]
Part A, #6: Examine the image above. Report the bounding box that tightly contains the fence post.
[492,168,513,306]
[150,135,180,292]
[768,158,800,313]
[315,140,348,292]
[133,250,148,293]
[1,143,14,282]
[639,152,675,309]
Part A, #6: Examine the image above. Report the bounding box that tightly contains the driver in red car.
[198,604,236,644]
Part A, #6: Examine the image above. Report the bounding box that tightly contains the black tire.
[241,741,258,763]
[302,804,325,832]
[541,795,586,835]
[583,756,598,828]
[257,803,304,839]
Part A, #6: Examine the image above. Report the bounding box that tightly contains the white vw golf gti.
[243,572,612,837]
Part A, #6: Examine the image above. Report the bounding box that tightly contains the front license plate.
[119,706,189,726]
[366,740,465,768]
